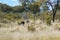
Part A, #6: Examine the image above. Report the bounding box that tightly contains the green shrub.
[46,15,51,25]
[42,12,51,25]
[0,24,2,28]
[28,25,35,32]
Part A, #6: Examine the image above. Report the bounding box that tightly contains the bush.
[0,24,2,28]
[42,12,51,25]
[28,25,35,32]
[46,15,51,25]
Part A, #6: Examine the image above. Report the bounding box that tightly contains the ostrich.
[20,21,25,25]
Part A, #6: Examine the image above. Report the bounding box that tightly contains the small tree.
[46,0,60,22]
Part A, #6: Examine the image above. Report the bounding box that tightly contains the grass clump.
[28,25,35,32]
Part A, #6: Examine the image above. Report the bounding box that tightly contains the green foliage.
[12,6,25,13]
[0,0,60,23]
[29,2,40,14]
[46,16,51,25]
[0,24,2,28]
[0,11,23,22]
[55,11,60,21]
[42,12,51,25]
[0,3,12,13]
[42,4,49,11]
[26,12,34,19]
[28,25,35,32]
[0,3,25,13]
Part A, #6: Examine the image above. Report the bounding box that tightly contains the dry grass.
[0,19,60,40]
